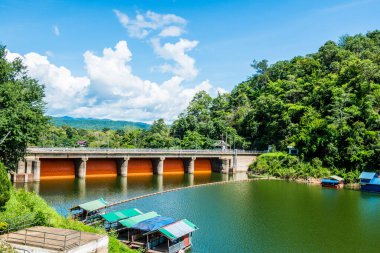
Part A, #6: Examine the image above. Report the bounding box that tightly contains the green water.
[18,176,380,252]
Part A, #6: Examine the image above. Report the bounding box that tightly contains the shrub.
[0,162,11,209]
[0,221,8,231]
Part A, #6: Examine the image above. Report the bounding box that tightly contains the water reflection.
[15,172,245,216]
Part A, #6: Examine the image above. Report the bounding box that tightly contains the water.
[18,176,380,252]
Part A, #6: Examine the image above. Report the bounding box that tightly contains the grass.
[0,188,136,253]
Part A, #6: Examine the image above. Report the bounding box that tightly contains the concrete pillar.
[17,160,26,174]
[75,157,88,179]
[25,159,33,174]
[184,157,196,174]
[32,182,40,194]
[232,150,238,172]
[117,157,129,177]
[152,157,165,175]
[185,173,194,186]
[220,158,230,174]
[32,159,41,182]
[118,177,128,194]
[76,179,86,199]
[156,175,163,192]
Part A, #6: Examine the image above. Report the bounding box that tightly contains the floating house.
[69,198,108,223]
[118,211,159,242]
[145,219,199,253]
[359,172,380,193]
[129,216,175,249]
[101,208,143,230]
[321,175,344,189]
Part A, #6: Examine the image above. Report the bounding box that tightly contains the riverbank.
[248,172,361,190]
[0,188,136,252]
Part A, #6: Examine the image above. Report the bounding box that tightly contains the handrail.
[5,228,81,250]
[27,147,268,155]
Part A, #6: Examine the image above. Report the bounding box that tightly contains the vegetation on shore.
[249,152,360,183]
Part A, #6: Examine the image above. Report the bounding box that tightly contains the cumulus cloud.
[159,26,185,37]
[151,38,199,80]
[53,25,60,36]
[6,41,212,123]
[5,50,90,114]
[114,10,186,39]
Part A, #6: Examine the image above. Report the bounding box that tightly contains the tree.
[0,46,48,170]
[0,162,11,209]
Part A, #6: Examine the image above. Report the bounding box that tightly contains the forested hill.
[171,31,380,171]
[51,116,150,130]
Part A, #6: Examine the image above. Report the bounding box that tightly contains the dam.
[12,148,266,182]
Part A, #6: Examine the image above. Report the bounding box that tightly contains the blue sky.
[1,0,380,122]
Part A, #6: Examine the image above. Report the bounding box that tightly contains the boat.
[69,198,108,223]
[321,175,344,189]
[359,172,380,193]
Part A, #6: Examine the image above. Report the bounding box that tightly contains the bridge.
[11,148,267,182]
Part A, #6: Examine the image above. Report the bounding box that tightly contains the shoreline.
[247,172,361,190]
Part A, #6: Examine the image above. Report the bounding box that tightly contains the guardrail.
[5,228,81,251]
[27,147,268,155]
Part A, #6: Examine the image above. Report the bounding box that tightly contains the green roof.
[78,198,108,212]
[119,212,158,228]
[159,219,198,240]
[101,208,143,223]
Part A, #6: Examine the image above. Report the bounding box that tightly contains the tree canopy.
[0,46,48,170]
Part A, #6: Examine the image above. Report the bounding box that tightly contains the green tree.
[0,46,48,170]
[0,162,11,209]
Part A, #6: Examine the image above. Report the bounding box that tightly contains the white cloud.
[53,25,60,36]
[159,26,185,37]
[114,10,186,39]
[5,50,90,114]
[151,38,199,80]
[216,87,228,95]
[79,41,211,122]
[6,41,212,123]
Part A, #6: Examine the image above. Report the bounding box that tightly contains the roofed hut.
[359,172,380,193]
[321,175,344,189]
[101,208,143,230]
[69,198,108,223]
[145,219,199,253]
[118,211,159,242]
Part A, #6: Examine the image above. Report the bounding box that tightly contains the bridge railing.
[27,147,268,155]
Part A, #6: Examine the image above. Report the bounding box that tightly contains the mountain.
[51,116,150,130]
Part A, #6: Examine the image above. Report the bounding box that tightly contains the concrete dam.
[12,148,266,182]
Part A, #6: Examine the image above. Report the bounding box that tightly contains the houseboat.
[118,211,160,243]
[145,219,199,253]
[359,172,380,193]
[69,198,108,223]
[101,208,143,230]
[321,175,344,189]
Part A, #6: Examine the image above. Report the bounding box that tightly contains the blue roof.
[321,179,339,184]
[370,178,380,185]
[132,216,175,232]
[359,172,377,180]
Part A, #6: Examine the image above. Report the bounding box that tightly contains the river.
[17,174,380,252]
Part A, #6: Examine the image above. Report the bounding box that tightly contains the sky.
[1,0,380,123]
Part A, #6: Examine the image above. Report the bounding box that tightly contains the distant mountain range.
[51,116,150,130]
